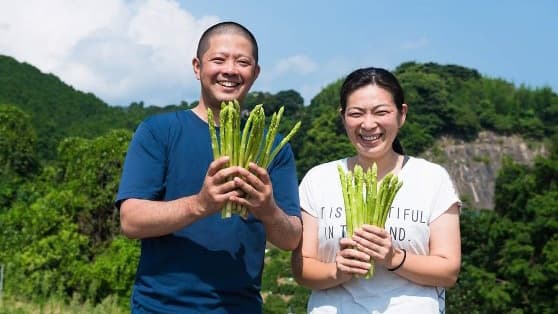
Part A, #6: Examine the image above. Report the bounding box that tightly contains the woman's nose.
[360,114,377,129]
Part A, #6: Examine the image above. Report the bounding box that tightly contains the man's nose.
[222,60,239,75]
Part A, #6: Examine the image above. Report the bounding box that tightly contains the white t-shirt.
[298,157,460,314]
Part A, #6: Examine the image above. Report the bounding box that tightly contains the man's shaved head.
[196,21,259,63]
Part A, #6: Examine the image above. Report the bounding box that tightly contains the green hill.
[0,55,191,160]
[0,55,557,313]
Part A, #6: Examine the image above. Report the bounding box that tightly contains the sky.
[0,0,556,107]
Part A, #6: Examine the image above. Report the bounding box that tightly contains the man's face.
[193,33,260,108]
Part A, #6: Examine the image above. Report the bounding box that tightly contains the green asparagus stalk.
[206,100,301,219]
[207,108,220,160]
[337,163,403,279]
[265,121,301,168]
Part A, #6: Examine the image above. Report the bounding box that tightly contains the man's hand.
[229,162,278,221]
[196,156,243,218]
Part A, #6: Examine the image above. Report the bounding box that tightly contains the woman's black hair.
[339,67,405,155]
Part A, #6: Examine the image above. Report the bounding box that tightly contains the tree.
[0,104,39,177]
[274,89,304,116]
[0,104,39,209]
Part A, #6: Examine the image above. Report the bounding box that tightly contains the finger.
[206,156,230,177]
[232,176,258,196]
[337,256,371,273]
[222,190,242,201]
[341,247,371,262]
[247,162,271,185]
[353,240,376,257]
[214,179,241,195]
[355,227,388,243]
[353,232,379,245]
[212,166,242,184]
[339,238,357,249]
[360,224,388,237]
[236,167,265,192]
[229,194,252,208]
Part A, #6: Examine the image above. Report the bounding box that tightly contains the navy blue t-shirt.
[116,110,300,313]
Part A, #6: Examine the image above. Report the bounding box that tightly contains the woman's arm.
[394,203,461,287]
[291,212,371,290]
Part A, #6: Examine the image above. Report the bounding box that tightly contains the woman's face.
[342,84,407,161]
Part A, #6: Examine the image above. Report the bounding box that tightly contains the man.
[116,21,302,313]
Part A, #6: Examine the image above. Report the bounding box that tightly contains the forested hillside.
[0,55,192,161]
[0,55,557,313]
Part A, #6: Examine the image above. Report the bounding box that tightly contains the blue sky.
[0,0,556,106]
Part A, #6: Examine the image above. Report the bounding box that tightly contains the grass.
[0,248,309,314]
[0,294,126,314]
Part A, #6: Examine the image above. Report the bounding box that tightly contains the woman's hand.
[352,224,397,268]
[335,237,371,278]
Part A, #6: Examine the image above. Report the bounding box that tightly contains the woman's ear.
[398,103,408,127]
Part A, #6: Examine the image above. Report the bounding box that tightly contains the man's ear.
[254,64,261,80]
[192,57,201,80]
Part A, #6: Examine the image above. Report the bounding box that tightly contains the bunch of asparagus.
[207,100,301,218]
[337,163,403,278]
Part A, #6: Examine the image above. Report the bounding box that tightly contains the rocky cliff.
[421,131,548,210]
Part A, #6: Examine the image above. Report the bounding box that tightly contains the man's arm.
[259,203,302,250]
[120,196,203,239]
[231,163,302,250]
[120,157,242,239]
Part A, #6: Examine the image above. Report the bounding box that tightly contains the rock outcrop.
[421,131,547,210]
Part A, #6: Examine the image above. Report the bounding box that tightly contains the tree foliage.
[0,104,40,210]
[448,148,558,313]
[0,55,557,312]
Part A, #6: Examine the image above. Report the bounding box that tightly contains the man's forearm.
[262,207,302,250]
[120,196,204,239]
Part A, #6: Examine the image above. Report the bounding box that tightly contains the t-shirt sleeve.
[115,119,167,208]
[430,165,461,222]
[268,142,301,218]
[298,168,318,218]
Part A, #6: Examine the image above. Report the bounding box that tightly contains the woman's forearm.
[389,251,461,287]
[291,251,351,290]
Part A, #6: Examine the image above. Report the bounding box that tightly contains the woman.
[292,67,461,313]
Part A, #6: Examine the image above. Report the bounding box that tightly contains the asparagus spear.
[337,163,403,279]
[206,101,302,219]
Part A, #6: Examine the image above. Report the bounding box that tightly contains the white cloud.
[274,55,317,76]
[0,0,218,106]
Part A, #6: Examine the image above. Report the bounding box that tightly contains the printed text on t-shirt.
[320,206,427,242]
